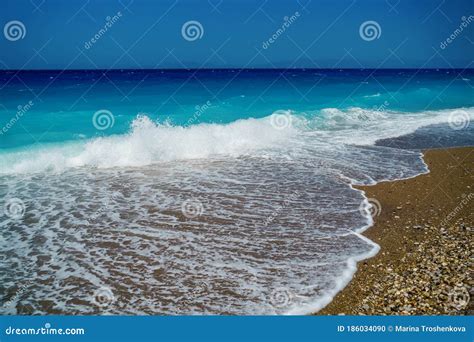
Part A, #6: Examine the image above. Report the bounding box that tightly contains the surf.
[0,107,472,174]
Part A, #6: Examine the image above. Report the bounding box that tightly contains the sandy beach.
[319,146,473,315]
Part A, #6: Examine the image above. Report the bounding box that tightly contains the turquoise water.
[0,69,473,315]
[1,69,473,151]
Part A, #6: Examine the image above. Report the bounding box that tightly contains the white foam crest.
[316,106,474,145]
[1,107,472,174]
[0,114,297,174]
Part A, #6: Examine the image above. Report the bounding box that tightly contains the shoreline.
[318,146,473,315]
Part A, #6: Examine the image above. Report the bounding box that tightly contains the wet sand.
[319,147,473,315]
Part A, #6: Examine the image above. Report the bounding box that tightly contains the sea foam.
[0,107,472,174]
[2,107,470,315]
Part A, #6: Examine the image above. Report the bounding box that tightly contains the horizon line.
[1,67,473,72]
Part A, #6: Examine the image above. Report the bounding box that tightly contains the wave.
[2,106,471,315]
[0,107,472,174]
[313,106,473,145]
[0,114,297,173]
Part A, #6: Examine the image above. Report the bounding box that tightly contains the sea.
[0,69,473,314]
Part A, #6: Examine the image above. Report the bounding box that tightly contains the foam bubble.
[0,114,297,173]
[315,106,474,145]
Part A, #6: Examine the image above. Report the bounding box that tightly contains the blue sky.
[1,0,473,69]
